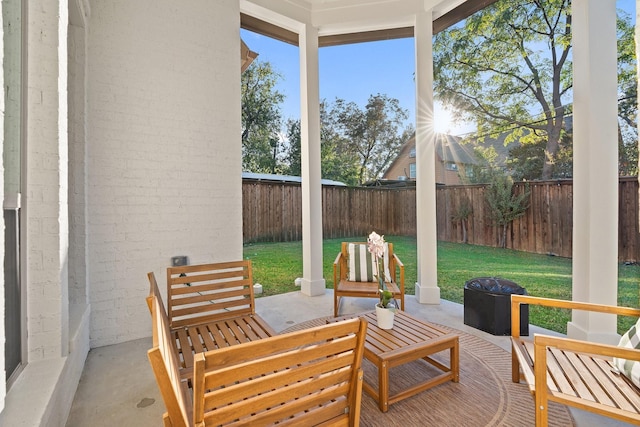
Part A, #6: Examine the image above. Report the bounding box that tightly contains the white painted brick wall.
[87,0,243,347]
[26,0,69,362]
[68,20,89,307]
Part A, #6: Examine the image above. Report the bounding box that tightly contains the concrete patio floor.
[65,291,631,426]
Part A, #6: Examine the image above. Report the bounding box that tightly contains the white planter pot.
[375,304,395,329]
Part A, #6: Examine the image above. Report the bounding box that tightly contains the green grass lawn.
[243,236,640,334]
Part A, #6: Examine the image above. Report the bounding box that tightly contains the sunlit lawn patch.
[244,237,640,334]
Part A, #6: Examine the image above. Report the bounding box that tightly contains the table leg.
[379,360,389,412]
[452,337,460,382]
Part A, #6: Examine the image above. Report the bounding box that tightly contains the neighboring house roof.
[436,133,477,165]
[469,132,517,167]
[382,133,477,179]
[384,126,538,182]
[242,172,347,186]
[241,39,258,72]
[465,116,573,167]
[363,177,416,187]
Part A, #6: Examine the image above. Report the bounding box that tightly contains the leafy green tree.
[451,198,473,244]
[284,118,301,176]
[616,9,638,177]
[319,101,360,185]
[434,1,637,180]
[485,174,530,248]
[464,145,502,184]
[331,94,413,184]
[434,0,572,180]
[241,59,285,173]
[284,102,360,185]
[507,131,572,180]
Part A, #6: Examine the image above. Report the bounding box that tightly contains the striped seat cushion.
[613,318,640,388]
[347,243,392,283]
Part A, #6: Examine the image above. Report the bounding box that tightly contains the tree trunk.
[462,218,468,244]
[541,113,564,180]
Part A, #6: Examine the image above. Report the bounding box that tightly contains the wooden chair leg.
[162,413,173,427]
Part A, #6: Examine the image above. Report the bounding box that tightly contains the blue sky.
[240,0,636,137]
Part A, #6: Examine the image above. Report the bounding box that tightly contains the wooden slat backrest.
[147,292,192,427]
[167,261,256,329]
[192,318,367,427]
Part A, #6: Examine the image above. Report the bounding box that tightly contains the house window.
[409,148,416,158]
[446,162,458,171]
[409,163,416,178]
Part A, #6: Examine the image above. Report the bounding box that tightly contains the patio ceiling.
[241,0,499,46]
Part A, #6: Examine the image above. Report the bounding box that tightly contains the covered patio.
[0,0,637,426]
[66,291,627,426]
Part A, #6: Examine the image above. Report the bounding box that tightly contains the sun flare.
[434,104,455,134]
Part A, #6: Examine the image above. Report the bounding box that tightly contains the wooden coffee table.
[329,310,459,412]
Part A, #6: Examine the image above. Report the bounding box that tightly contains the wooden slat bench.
[148,288,367,426]
[149,261,277,378]
[510,295,640,427]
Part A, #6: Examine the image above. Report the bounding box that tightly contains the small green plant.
[378,289,394,308]
[451,198,473,244]
[485,174,530,248]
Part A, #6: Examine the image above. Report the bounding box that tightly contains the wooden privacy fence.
[242,177,640,262]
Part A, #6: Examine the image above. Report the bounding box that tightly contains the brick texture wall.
[87,0,243,347]
[26,0,70,361]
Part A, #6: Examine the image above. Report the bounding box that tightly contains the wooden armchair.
[147,261,276,380]
[193,317,367,426]
[333,241,405,317]
[149,285,367,427]
[510,295,640,426]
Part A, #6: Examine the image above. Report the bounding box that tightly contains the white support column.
[414,10,440,304]
[299,23,325,296]
[569,0,619,343]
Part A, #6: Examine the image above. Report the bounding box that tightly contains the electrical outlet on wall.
[171,256,188,266]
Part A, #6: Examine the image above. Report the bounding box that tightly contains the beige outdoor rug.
[282,317,575,427]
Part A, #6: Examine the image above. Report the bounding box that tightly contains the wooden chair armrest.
[333,252,343,287]
[393,253,404,268]
[392,254,405,291]
[334,251,343,266]
[511,294,640,339]
[511,294,640,316]
[534,334,640,361]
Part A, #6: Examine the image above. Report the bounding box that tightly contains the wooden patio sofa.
[148,288,367,426]
[147,260,277,378]
[333,241,405,317]
[510,294,640,426]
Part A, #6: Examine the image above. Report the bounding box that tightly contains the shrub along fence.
[242,177,639,262]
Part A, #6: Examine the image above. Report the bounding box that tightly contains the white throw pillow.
[346,243,392,283]
[613,317,640,388]
[347,243,375,282]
